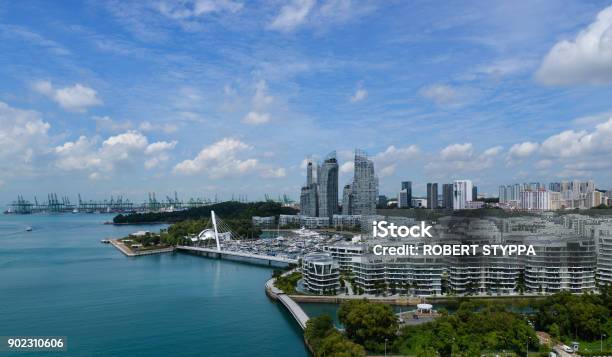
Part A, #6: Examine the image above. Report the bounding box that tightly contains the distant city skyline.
[2,1,612,203]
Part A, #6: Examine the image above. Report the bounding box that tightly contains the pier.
[176,246,297,268]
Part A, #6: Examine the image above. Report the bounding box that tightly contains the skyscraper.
[442,183,453,209]
[427,183,438,209]
[472,186,478,201]
[300,159,318,216]
[401,181,412,208]
[342,184,353,215]
[351,150,379,215]
[453,180,473,210]
[317,152,339,219]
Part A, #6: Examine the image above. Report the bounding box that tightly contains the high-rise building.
[317,152,339,219]
[442,183,453,209]
[453,180,473,210]
[398,189,409,208]
[401,181,412,208]
[472,186,478,201]
[427,183,438,209]
[299,159,318,216]
[342,184,353,215]
[351,150,378,215]
[377,195,388,208]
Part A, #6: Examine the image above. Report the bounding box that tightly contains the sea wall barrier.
[176,246,297,268]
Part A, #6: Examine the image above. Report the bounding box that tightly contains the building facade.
[351,150,379,215]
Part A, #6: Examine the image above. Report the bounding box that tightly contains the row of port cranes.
[6,192,214,214]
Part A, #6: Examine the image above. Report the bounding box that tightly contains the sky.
[1,0,612,204]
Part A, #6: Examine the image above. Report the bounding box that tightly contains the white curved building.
[302,253,340,294]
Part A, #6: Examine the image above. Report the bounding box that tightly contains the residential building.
[317,152,339,220]
[351,150,379,215]
[442,183,453,209]
[453,180,473,210]
[401,181,412,208]
[342,184,353,215]
[427,183,438,209]
[302,253,340,294]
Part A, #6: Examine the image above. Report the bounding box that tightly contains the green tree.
[338,300,398,352]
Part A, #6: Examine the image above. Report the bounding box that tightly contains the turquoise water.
[0,214,308,356]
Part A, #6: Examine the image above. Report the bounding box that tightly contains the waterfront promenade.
[265,276,310,330]
[176,245,297,267]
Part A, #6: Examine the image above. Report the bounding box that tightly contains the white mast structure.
[211,210,221,251]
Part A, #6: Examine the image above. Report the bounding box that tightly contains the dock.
[176,245,297,268]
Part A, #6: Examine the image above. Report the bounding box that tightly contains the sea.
[0,214,310,356]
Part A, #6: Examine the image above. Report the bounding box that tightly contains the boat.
[25,226,33,232]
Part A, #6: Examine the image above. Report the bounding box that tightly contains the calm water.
[0,214,308,356]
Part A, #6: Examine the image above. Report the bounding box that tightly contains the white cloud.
[243,111,270,125]
[350,86,368,103]
[158,0,243,19]
[419,84,473,108]
[508,141,539,158]
[540,117,612,158]
[260,167,287,178]
[94,116,132,133]
[537,6,612,85]
[242,80,274,125]
[374,145,420,163]
[269,0,315,32]
[379,164,396,177]
[34,81,102,112]
[340,161,354,174]
[139,121,179,134]
[440,143,474,161]
[269,0,375,33]
[54,131,176,177]
[426,144,501,174]
[173,138,258,178]
[0,101,50,163]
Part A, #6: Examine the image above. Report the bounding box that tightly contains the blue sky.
[1,0,612,204]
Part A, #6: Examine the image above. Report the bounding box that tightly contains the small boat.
[25,226,33,232]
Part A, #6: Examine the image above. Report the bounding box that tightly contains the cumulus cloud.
[34,81,101,112]
[508,142,539,158]
[374,145,420,163]
[350,85,368,103]
[540,117,612,158]
[340,161,354,174]
[419,84,473,108]
[440,143,473,161]
[54,131,176,177]
[173,138,258,178]
[0,101,50,163]
[537,6,612,85]
[426,143,502,174]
